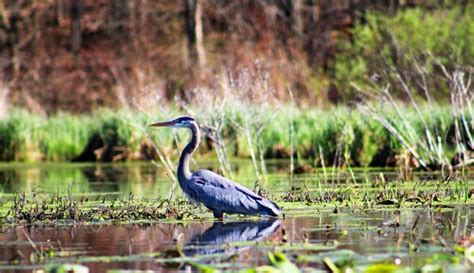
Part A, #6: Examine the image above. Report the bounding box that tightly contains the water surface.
[0,208,471,272]
[0,161,472,272]
[0,161,455,197]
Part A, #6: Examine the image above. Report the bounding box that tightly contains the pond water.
[0,161,453,198]
[0,161,290,198]
[0,161,473,272]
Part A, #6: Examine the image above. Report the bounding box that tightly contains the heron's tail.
[258,198,281,216]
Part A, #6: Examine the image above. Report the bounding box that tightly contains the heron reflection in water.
[150,116,280,219]
[184,219,281,257]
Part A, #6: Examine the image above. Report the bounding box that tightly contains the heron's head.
[149,116,196,129]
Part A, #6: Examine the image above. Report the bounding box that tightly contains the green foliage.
[335,6,474,99]
[39,113,94,161]
[0,109,42,161]
[96,110,134,148]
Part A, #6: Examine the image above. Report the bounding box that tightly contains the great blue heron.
[150,116,281,219]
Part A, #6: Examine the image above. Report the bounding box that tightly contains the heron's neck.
[178,122,201,183]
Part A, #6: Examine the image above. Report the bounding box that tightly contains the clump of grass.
[358,63,472,171]
[0,109,43,161]
[38,113,94,161]
[93,110,138,161]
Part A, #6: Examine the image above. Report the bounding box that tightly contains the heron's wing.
[194,170,264,197]
[190,170,274,214]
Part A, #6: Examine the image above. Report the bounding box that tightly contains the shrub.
[335,6,474,100]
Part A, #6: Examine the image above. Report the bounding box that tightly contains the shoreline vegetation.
[0,105,469,171]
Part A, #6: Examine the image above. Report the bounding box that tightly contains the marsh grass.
[39,114,94,161]
[0,105,467,174]
[358,63,473,172]
[0,109,43,161]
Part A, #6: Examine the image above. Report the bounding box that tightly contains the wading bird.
[150,116,280,219]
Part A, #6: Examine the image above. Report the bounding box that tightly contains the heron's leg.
[213,211,224,220]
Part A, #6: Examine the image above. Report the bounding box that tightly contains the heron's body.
[151,116,280,219]
[187,169,280,218]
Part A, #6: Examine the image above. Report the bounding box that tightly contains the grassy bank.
[0,106,461,169]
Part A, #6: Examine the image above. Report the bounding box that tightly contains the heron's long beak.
[149,120,175,127]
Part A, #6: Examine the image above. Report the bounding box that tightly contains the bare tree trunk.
[130,0,138,39]
[129,0,142,53]
[305,0,332,71]
[320,0,334,74]
[349,0,367,25]
[278,0,293,27]
[185,0,197,65]
[6,2,20,79]
[70,0,82,54]
[111,0,129,41]
[185,0,206,68]
[460,0,468,13]
[56,0,64,25]
[195,0,206,68]
[388,0,398,14]
[358,0,367,24]
[305,0,318,68]
[32,1,40,57]
[277,0,295,58]
[294,0,303,36]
